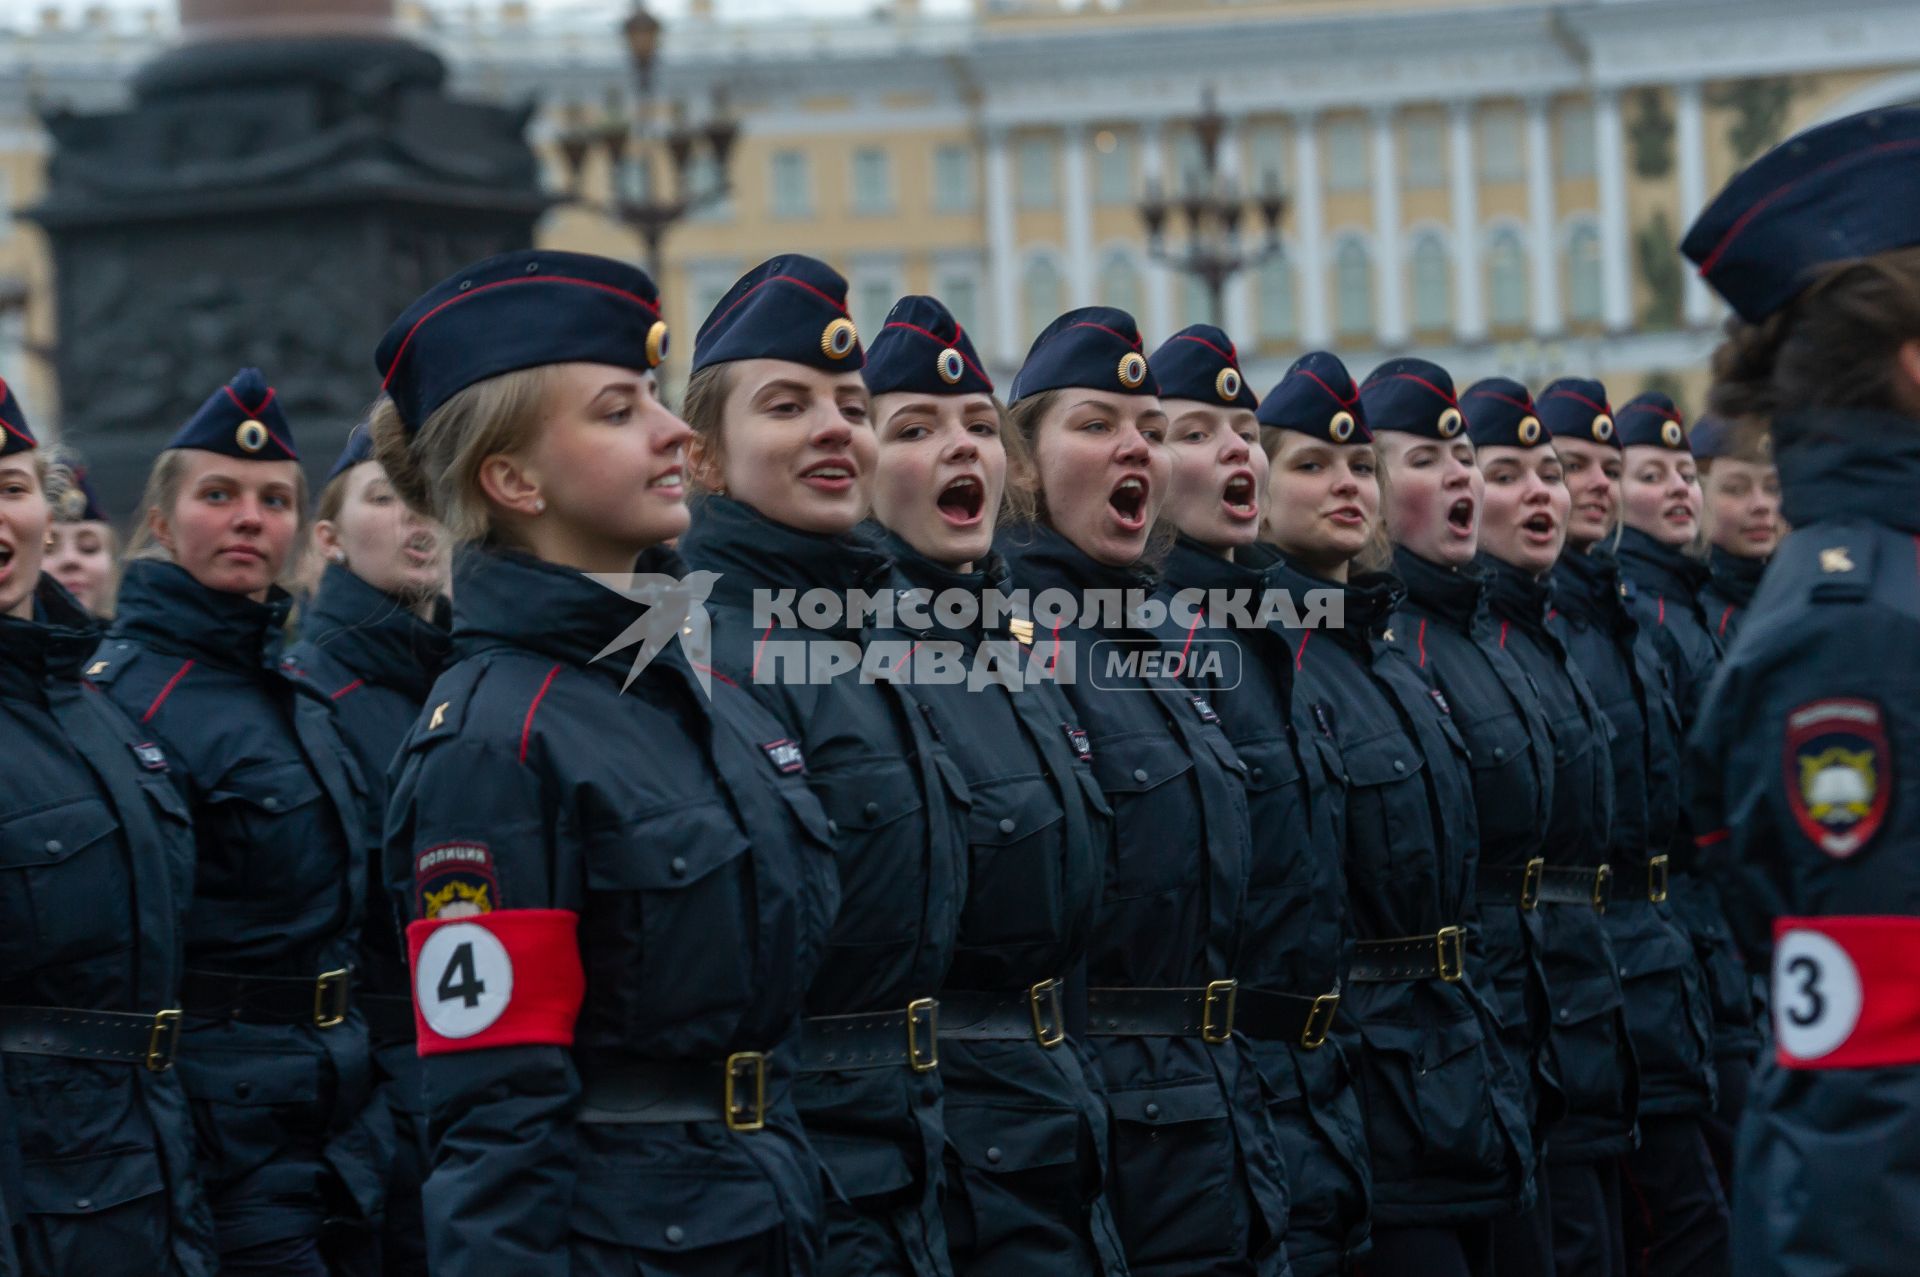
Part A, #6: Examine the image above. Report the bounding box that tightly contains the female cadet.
[1147,325,1370,1277]
[1540,378,1727,1276]
[677,256,968,1277]
[0,382,215,1275]
[860,297,1126,1275]
[1682,102,1920,1277]
[1362,361,1560,1277]
[1452,378,1639,1277]
[92,369,388,1277]
[1612,392,1758,1192]
[44,456,120,617]
[283,425,451,1277]
[1251,352,1532,1277]
[371,249,839,1275]
[999,308,1291,1277]
[1688,415,1779,645]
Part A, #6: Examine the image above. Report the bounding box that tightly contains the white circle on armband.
[1773,928,1863,1062]
[416,922,515,1039]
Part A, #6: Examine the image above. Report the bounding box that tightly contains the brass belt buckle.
[1648,854,1670,904]
[724,1051,768,1132]
[1593,864,1613,912]
[907,998,940,1073]
[1201,979,1238,1044]
[1435,927,1466,983]
[314,968,351,1029]
[1301,992,1340,1050]
[146,1009,182,1073]
[1520,857,1545,911]
[1028,979,1066,1049]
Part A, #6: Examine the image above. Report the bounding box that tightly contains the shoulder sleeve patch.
[408,910,584,1055]
[1784,697,1891,859]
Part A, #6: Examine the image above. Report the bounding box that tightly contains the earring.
[329,549,347,564]
[45,532,55,549]
[532,498,547,514]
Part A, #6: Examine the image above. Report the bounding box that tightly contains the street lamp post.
[1139,87,1288,329]
[557,3,738,280]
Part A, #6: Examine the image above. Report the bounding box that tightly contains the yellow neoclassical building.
[5,0,1920,434]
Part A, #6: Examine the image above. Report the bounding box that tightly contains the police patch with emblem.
[1430,689,1452,717]
[1062,724,1093,762]
[416,842,500,919]
[1784,698,1892,859]
[1190,695,1220,724]
[760,739,806,775]
[129,741,169,772]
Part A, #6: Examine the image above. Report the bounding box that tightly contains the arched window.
[1022,256,1064,341]
[1182,273,1213,327]
[1411,234,1451,332]
[1258,251,1296,341]
[1099,251,1142,317]
[1567,223,1603,323]
[1334,238,1374,338]
[1487,228,1529,328]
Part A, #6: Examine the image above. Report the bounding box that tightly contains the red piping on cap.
[880,319,993,386]
[380,275,664,393]
[1695,137,1920,278]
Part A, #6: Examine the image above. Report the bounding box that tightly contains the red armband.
[407,909,585,1057]
[1773,915,1920,1069]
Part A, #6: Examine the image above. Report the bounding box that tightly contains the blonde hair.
[1005,390,1175,565]
[371,369,554,546]
[123,449,311,586]
[680,364,733,494]
[43,452,123,614]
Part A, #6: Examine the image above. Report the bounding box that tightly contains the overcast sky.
[9,0,974,23]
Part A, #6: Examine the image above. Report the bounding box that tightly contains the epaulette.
[1805,534,1875,603]
[81,641,145,687]
[409,660,488,748]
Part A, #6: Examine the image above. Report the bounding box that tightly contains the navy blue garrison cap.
[862,295,992,397]
[1360,358,1463,440]
[1009,306,1157,403]
[326,422,376,484]
[1536,377,1616,448]
[378,250,667,433]
[1256,351,1370,444]
[0,377,33,459]
[1462,378,1547,449]
[1683,106,1920,323]
[52,461,106,523]
[1689,413,1769,461]
[1616,392,1690,452]
[168,369,299,461]
[1147,325,1257,410]
[693,254,863,375]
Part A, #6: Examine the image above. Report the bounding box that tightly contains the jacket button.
[985,1147,1002,1164]
[44,839,62,856]
[1250,767,1264,782]
[669,856,688,878]
[1493,747,1507,761]
[1132,768,1149,783]
[263,797,281,811]
[235,1081,252,1098]
[665,1225,685,1246]
[827,820,840,837]
[74,1198,91,1211]
[1144,1102,1161,1120]
[998,818,1016,835]
[1558,1008,1570,1022]
[1392,760,1406,773]
[864,802,880,821]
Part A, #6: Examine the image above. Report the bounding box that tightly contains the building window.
[852,148,893,216]
[1412,234,1451,330]
[1335,238,1374,337]
[856,275,898,337]
[1099,251,1142,317]
[1488,229,1529,327]
[1567,223,1603,323]
[1022,256,1064,338]
[686,152,731,222]
[1017,138,1058,209]
[1246,124,1288,197]
[1257,251,1296,342]
[770,150,812,219]
[1405,115,1446,189]
[688,264,739,331]
[1095,131,1134,205]
[1182,273,1212,326]
[938,270,981,335]
[1327,117,1368,192]
[1480,107,1523,183]
[934,144,975,213]
[1558,102,1596,179]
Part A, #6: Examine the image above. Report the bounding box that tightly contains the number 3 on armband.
[415,923,516,1039]
[1772,928,1865,1062]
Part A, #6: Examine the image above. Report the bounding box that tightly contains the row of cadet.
[0,103,1909,1277]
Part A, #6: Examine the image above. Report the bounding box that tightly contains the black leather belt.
[577,1054,771,1132]
[0,1005,182,1072]
[182,967,353,1028]
[1605,855,1670,907]
[358,993,416,1043]
[1477,859,1616,909]
[1351,928,1467,983]
[938,981,1066,1048]
[797,999,940,1073]
[1234,987,1341,1050]
[1085,981,1239,1043]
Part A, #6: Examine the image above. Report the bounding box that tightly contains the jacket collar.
[1616,526,1710,600]
[112,558,292,672]
[999,522,1158,601]
[1480,553,1554,629]
[1392,545,1486,632]
[0,577,99,702]
[1551,547,1633,634]
[1707,544,1767,607]
[297,563,450,700]
[679,495,894,616]
[1243,542,1402,648]
[1776,408,1920,535]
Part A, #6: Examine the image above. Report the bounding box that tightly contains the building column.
[1371,106,1406,347]
[1217,118,1255,340]
[1140,119,1175,340]
[1293,111,1329,346]
[1525,95,1561,336]
[1448,101,1484,342]
[1675,82,1713,327]
[984,125,1020,366]
[1594,88,1634,333]
[1062,124,1096,308]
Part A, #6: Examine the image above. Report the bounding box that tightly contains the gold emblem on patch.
[429,701,449,730]
[1437,407,1463,438]
[423,879,492,919]
[1215,367,1243,402]
[645,320,669,368]
[1009,617,1035,646]
[1593,414,1614,442]
[1660,419,1684,449]
[1820,547,1854,574]
[86,660,108,676]
[1517,416,1543,446]
[235,420,269,453]
[1799,747,1876,828]
[1118,352,1148,390]
[1329,411,1356,443]
[937,348,966,385]
[821,317,858,360]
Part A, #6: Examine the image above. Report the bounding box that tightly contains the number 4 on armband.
[406,910,586,1056]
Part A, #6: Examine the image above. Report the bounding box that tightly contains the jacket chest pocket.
[0,796,128,970]
[1459,708,1540,848]
[961,774,1069,949]
[1235,734,1313,895]
[202,759,331,901]
[1090,732,1200,902]
[816,760,931,947]
[581,802,757,1036]
[1339,732,1436,882]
